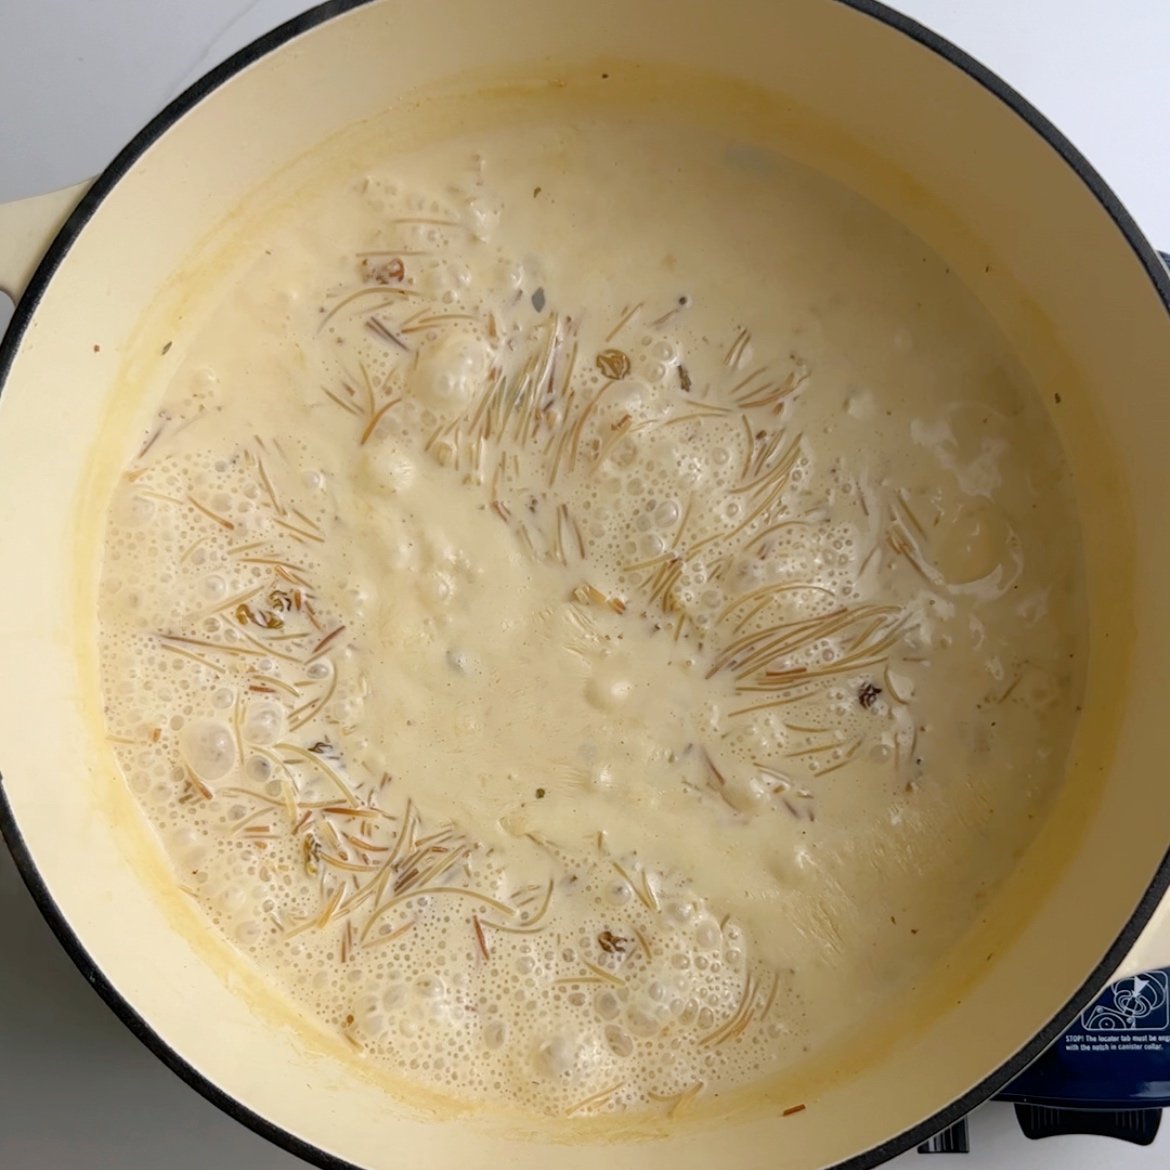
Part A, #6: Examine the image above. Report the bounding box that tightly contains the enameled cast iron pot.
[1,2,1169,1167]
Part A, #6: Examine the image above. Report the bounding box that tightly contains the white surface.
[0,2,1168,1167]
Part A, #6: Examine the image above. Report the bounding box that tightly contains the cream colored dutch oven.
[1,1,1169,1167]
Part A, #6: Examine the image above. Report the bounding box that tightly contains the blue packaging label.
[1066,970,1170,1052]
[998,968,1170,1108]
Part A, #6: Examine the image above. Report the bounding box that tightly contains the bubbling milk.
[98,114,1086,1117]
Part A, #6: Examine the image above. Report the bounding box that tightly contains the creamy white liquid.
[98,113,1086,1117]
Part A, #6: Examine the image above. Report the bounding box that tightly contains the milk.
[97,113,1086,1116]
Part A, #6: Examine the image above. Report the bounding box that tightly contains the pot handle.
[0,180,91,304]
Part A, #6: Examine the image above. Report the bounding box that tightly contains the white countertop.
[1,2,1167,1167]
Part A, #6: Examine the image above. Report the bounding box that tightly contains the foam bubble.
[179,719,236,782]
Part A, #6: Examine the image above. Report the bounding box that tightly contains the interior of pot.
[1,1,1169,1167]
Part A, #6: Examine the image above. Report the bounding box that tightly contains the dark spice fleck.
[531,287,546,313]
[235,602,283,630]
[161,341,172,355]
[858,681,882,709]
[533,186,542,198]
[678,364,693,393]
[597,930,628,954]
[535,787,546,799]
[596,348,632,380]
[267,589,297,613]
[302,833,321,875]
[361,256,405,284]
[1054,392,1062,404]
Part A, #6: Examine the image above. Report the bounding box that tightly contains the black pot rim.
[2,1,1169,1167]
